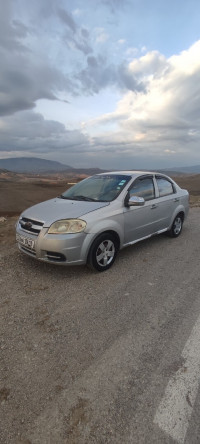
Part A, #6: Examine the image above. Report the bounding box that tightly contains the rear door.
[154,176,178,230]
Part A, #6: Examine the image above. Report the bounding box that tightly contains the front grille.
[20,246,36,256]
[19,217,44,235]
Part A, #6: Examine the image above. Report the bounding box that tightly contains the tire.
[168,214,183,237]
[87,233,118,271]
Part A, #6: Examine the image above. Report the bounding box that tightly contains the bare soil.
[1,172,200,443]
[172,174,200,207]
[0,174,200,218]
[0,180,70,217]
[1,208,200,443]
[0,174,199,252]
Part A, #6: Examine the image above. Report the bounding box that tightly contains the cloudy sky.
[1,0,200,169]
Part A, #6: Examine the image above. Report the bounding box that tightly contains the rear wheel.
[168,214,183,237]
[87,233,118,271]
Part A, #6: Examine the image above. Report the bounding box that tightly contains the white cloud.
[84,40,200,165]
[72,8,82,16]
[118,39,126,45]
[96,33,109,43]
[128,50,167,76]
[95,27,109,43]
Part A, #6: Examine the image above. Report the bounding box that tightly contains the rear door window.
[156,177,174,197]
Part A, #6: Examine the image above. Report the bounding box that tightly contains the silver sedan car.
[16,171,189,271]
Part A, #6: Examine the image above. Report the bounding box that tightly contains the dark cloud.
[0,111,89,154]
[101,0,128,13]
[0,1,73,117]
[0,0,95,117]
[0,51,71,116]
[87,56,98,68]
[117,64,146,92]
[58,10,92,55]
[75,55,146,94]
[0,97,35,117]
[81,28,90,39]
[0,0,28,52]
[0,0,147,119]
[57,8,77,33]
[75,55,115,93]
[69,34,93,55]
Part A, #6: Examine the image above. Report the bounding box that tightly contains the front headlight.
[48,219,87,234]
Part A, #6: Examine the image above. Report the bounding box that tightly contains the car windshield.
[60,174,132,202]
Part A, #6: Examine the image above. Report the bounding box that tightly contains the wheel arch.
[87,229,120,263]
[177,210,185,221]
[169,207,185,229]
[167,210,185,238]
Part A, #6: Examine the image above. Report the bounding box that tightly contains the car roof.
[98,170,160,178]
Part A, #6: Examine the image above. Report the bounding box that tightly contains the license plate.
[16,234,35,250]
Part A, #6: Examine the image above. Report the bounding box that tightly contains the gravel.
[1,209,200,443]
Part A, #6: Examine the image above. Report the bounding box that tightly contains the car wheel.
[168,214,183,237]
[87,233,118,271]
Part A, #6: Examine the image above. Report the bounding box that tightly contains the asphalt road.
[1,208,200,444]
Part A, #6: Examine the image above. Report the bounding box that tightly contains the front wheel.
[168,214,183,237]
[87,233,118,271]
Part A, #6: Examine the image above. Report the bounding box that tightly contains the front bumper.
[16,221,94,266]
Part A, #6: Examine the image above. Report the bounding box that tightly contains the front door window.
[129,177,155,201]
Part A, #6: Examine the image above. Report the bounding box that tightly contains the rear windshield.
[61,174,132,202]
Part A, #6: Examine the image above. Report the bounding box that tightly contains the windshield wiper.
[58,195,72,200]
[72,195,96,201]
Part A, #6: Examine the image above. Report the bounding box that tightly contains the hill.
[0,157,73,173]
[168,165,200,174]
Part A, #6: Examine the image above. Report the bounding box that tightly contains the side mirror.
[127,195,145,207]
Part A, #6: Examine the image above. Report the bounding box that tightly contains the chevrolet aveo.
[16,171,189,271]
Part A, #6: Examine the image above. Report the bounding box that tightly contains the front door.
[123,176,159,244]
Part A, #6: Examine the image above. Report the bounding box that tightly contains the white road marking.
[154,314,200,443]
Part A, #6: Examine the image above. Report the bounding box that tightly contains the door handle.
[151,204,158,209]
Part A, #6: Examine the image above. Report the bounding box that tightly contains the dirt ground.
[0,178,71,250]
[0,174,200,443]
[1,174,200,216]
[172,174,200,207]
[1,208,200,443]
[0,180,70,217]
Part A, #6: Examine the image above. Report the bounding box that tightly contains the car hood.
[22,197,110,227]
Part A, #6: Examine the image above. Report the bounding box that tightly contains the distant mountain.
[64,167,106,175]
[1,157,200,175]
[166,165,200,174]
[0,157,73,173]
